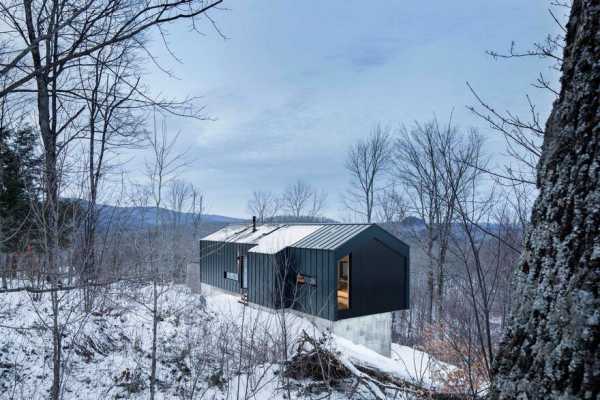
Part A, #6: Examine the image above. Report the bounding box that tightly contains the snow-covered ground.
[0,284,454,399]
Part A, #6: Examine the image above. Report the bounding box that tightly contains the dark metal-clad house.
[198,222,409,321]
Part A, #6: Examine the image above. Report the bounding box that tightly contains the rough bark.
[491,1,599,399]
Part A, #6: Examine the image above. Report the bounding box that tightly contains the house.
[192,218,410,356]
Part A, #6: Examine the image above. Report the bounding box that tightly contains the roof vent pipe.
[252,216,257,232]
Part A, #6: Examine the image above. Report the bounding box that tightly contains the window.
[337,255,350,310]
[297,273,317,286]
[237,255,247,288]
[224,271,238,280]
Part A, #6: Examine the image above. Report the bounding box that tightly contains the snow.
[0,284,454,399]
[202,224,323,255]
[390,344,456,388]
[205,294,454,390]
[248,225,322,254]
[202,224,282,243]
[333,336,455,389]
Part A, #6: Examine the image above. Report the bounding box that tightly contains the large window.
[337,255,350,310]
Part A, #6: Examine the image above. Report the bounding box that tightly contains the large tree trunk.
[491,1,599,399]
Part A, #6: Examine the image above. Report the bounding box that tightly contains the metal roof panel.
[291,224,371,250]
[201,223,374,251]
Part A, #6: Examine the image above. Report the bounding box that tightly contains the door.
[238,255,248,290]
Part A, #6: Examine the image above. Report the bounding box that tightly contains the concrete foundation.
[187,263,231,297]
[332,312,392,357]
[296,311,393,357]
[186,263,201,293]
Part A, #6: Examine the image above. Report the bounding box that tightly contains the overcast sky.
[132,1,562,219]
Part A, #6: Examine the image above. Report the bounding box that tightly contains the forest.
[0,1,597,399]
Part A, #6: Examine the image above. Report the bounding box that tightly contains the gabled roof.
[200,223,375,254]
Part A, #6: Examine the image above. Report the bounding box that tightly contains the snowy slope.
[0,285,453,399]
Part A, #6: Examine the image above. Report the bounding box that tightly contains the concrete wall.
[187,266,233,298]
[186,263,201,293]
[332,312,392,357]
[301,311,393,357]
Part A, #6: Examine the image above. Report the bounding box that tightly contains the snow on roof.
[248,225,322,254]
[202,223,388,254]
[201,224,282,243]
[202,224,323,254]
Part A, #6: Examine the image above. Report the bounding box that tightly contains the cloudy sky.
[138,1,562,219]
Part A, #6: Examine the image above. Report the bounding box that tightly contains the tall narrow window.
[337,255,350,310]
[237,255,246,289]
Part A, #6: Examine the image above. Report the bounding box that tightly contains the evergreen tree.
[0,126,41,252]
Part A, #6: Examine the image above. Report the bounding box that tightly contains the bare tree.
[344,124,392,223]
[308,188,327,220]
[247,190,280,222]
[166,179,204,281]
[466,2,569,190]
[376,186,407,225]
[393,118,465,324]
[281,180,326,220]
[143,115,189,400]
[438,130,498,380]
[78,41,144,311]
[0,0,224,97]
[491,2,599,398]
[0,3,222,396]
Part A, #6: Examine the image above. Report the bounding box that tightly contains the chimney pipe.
[252,216,257,232]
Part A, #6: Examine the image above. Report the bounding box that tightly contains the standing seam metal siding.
[287,247,336,321]
[247,252,281,309]
[199,240,253,293]
[290,225,409,321]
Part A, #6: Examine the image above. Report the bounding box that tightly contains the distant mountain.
[263,215,338,223]
[95,204,244,229]
[399,216,426,227]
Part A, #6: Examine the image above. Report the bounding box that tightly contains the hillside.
[0,285,456,399]
[96,204,244,229]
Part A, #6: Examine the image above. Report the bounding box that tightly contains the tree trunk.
[436,245,446,321]
[426,233,435,325]
[24,2,62,398]
[51,291,61,400]
[491,2,600,398]
[1,254,7,289]
[150,278,158,400]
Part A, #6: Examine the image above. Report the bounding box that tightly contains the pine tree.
[491,1,599,398]
[0,126,40,252]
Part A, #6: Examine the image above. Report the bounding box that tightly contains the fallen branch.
[284,330,475,399]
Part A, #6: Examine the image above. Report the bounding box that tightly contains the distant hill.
[263,215,338,223]
[95,204,244,229]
